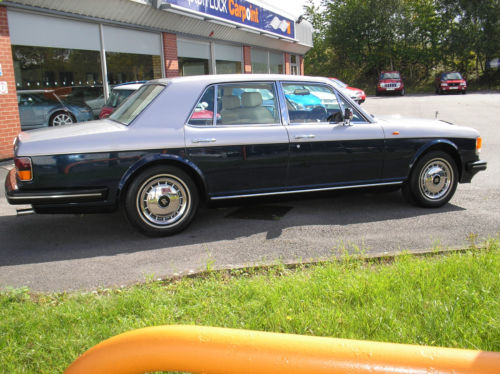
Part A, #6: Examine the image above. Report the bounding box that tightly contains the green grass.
[1,240,499,373]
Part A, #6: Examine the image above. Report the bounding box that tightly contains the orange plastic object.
[476,136,482,151]
[64,325,500,374]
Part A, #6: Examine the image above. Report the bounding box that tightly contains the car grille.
[448,83,459,87]
[385,83,399,88]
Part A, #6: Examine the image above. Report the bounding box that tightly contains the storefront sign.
[0,82,8,95]
[161,0,295,39]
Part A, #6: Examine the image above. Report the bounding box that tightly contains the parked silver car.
[5,75,486,236]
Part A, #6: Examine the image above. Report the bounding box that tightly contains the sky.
[259,0,321,19]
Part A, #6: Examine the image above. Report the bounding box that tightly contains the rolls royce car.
[5,75,487,236]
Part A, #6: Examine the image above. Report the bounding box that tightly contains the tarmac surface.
[0,92,499,292]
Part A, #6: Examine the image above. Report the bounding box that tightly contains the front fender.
[409,139,463,175]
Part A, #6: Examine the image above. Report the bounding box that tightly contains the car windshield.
[381,72,401,79]
[105,88,135,108]
[442,72,463,80]
[109,84,164,126]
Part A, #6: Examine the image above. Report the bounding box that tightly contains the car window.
[106,89,135,108]
[336,94,368,124]
[216,83,280,125]
[188,86,215,126]
[284,83,342,123]
[109,84,164,126]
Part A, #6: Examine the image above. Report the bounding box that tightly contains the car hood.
[16,119,128,157]
[376,116,480,139]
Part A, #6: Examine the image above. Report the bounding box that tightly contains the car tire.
[124,165,199,236]
[462,90,467,95]
[49,111,75,127]
[402,151,458,208]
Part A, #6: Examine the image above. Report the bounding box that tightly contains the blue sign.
[161,0,295,39]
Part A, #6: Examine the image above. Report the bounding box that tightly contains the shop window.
[179,57,209,76]
[106,52,162,85]
[12,45,103,128]
[269,52,284,74]
[251,49,269,74]
[216,60,242,74]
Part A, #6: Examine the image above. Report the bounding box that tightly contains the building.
[0,0,313,160]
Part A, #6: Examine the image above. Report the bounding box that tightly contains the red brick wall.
[163,32,179,77]
[284,52,290,74]
[300,55,304,75]
[243,46,252,74]
[0,6,21,160]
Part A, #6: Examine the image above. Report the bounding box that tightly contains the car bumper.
[440,86,466,92]
[461,160,487,183]
[5,168,108,205]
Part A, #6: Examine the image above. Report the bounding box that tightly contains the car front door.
[185,82,290,199]
[281,82,386,190]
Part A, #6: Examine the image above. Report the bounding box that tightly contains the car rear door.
[184,82,290,199]
[280,81,386,189]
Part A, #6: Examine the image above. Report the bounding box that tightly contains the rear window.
[109,84,164,126]
[105,89,135,108]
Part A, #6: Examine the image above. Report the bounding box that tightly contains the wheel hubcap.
[52,113,73,126]
[419,159,452,200]
[137,175,190,228]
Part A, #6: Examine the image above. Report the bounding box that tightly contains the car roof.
[148,74,334,87]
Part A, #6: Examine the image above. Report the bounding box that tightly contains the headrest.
[242,92,263,107]
[221,95,240,110]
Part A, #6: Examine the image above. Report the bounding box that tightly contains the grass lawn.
[1,240,499,373]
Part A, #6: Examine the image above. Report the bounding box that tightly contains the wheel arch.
[117,154,208,206]
[408,140,463,180]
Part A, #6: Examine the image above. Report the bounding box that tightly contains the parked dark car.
[5,75,486,236]
[376,71,405,96]
[435,72,467,94]
[17,90,94,130]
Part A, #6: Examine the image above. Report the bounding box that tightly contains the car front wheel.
[124,166,199,236]
[402,151,458,207]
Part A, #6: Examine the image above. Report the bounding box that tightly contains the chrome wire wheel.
[51,112,74,126]
[418,158,453,201]
[136,174,191,228]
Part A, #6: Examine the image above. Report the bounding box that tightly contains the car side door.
[281,81,386,189]
[184,82,290,199]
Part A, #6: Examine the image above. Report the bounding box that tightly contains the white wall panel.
[8,10,100,50]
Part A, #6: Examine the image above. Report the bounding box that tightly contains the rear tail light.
[15,157,33,181]
[476,137,482,155]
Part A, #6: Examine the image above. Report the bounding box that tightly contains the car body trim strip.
[7,192,104,201]
[209,181,403,200]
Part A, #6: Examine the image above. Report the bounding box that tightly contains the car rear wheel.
[124,166,199,236]
[402,151,458,207]
[399,89,405,96]
[50,111,75,127]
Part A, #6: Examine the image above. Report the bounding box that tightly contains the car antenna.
[435,111,439,120]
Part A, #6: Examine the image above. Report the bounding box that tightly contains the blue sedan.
[17,90,94,130]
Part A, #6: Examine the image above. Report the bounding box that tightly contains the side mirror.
[343,108,354,126]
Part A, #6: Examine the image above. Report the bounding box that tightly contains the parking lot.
[1,92,499,292]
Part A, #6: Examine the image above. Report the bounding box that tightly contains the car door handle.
[294,134,316,139]
[192,138,217,143]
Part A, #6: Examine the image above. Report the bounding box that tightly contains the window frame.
[186,81,284,128]
[278,80,373,125]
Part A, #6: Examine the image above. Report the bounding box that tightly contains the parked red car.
[376,71,405,96]
[435,72,467,94]
[329,77,366,104]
